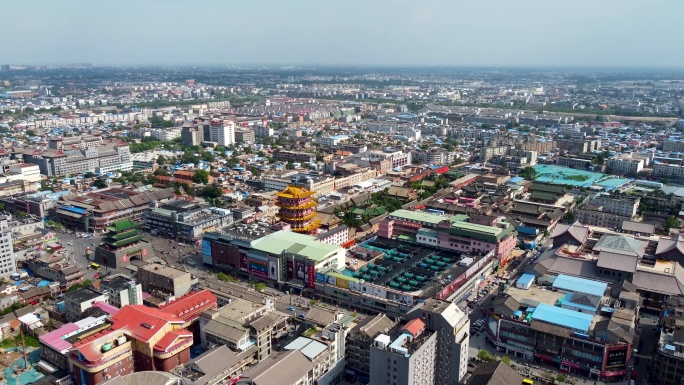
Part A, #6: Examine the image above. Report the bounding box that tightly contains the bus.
[522,379,534,385]
[90,262,100,270]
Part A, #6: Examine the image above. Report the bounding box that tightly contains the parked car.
[287,306,296,311]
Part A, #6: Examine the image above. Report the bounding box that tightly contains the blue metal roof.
[552,274,607,297]
[531,304,593,332]
[60,205,87,214]
[517,273,535,286]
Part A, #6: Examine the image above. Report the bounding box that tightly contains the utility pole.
[20,327,28,371]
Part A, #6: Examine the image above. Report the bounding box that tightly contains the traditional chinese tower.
[276,185,320,234]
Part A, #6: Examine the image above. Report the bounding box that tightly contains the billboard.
[201,239,212,256]
[247,256,269,279]
[387,292,414,306]
[604,345,630,370]
[316,272,327,283]
[240,253,248,271]
[348,280,361,292]
[295,261,307,281]
[336,276,349,290]
[307,265,316,288]
[268,260,278,280]
[326,275,337,286]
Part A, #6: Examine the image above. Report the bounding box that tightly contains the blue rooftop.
[552,274,607,297]
[60,205,87,215]
[517,273,535,287]
[531,303,593,332]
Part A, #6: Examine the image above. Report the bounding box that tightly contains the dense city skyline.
[5,0,684,67]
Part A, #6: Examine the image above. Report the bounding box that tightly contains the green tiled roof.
[109,234,144,247]
[530,191,560,202]
[389,209,453,226]
[253,231,342,263]
[107,229,141,241]
[106,220,138,233]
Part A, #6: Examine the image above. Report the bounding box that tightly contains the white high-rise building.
[209,119,235,146]
[0,216,16,277]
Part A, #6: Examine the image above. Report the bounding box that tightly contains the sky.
[4,0,684,67]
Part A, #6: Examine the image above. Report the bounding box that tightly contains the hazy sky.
[5,0,684,67]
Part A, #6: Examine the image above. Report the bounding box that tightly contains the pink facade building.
[378,209,517,263]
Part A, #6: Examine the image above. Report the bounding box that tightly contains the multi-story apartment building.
[22,145,133,177]
[263,173,336,196]
[606,157,644,175]
[346,314,396,377]
[0,216,16,277]
[369,299,470,385]
[64,288,109,322]
[137,263,197,298]
[235,128,256,144]
[654,163,684,181]
[558,139,601,154]
[480,146,509,162]
[575,207,632,229]
[517,140,557,154]
[415,147,456,165]
[99,275,143,308]
[556,156,592,169]
[366,149,412,169]
[48,135,103,150]
[143,199,232,242]
[654,296,684,385]
[274,150,316,164]
[208,119,235,146]
[332,168,377,190]
[378,209,517,263]
[589,193,640,217]
[181,122,204,146]
[663,140,684,153]
[149,127,182,141]
[316,225,350,246]
[6,163,41,183]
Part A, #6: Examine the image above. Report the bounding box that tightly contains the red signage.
[240,254,248,271]
[307,265,316,288]
[399,221,422,229]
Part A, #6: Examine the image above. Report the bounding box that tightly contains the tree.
[192,169,210,184]
[556,373,567,383]
[501,356,511,366]
[157,155,166,166]
[84,172,96,178]
[202,186,224,199]
[216,272,235,282]
[665,216,680,233]
[254,282,266,292]
[92,179,108,189]
[519,166,538,181]
[286,161,295,170]
[477,350,495,362]
[25,130,36,137]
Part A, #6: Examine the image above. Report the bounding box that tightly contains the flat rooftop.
[139,263,189,279]
[552,274,607,297]
[359,237,487,298]
[531,303,594,333]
